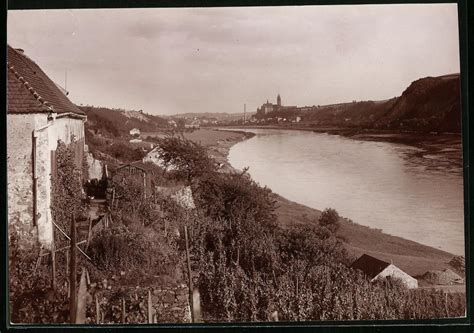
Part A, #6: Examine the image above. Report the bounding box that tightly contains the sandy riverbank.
[179,128,462,278]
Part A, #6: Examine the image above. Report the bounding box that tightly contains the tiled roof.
[7,45,85,115]
[351,254,391,279]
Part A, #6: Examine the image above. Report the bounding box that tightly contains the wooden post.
[184,226,194,323]
[51,246,57,291]
[34,248,43,273]
[86,217,92,251]
[445,292,449,317]
[95,294,100,324]
[66,250,69,275]
[122,298,126,323]
[66,250,70,298]
[148,290,153,324]
[192,288,202,323]
[69,213,77,323]
[75,268,88,324]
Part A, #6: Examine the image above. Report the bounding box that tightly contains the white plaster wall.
[374,264,419,289]
[35,126,53,248]
[7,113,48,249]
[8,113,86,249]
[47,116,85,149]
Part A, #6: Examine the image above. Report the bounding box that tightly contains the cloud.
[7,5,459,115]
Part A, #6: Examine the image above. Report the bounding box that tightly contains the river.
[226,128,465,255]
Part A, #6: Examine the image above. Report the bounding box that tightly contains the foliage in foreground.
[9,135,466,323]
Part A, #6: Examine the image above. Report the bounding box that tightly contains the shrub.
[88,225,150,271]
[318,208,340,233]
[155,135,216,182]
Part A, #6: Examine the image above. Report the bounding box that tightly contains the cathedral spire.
[277,94,281,107]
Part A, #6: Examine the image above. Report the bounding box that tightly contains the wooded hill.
[268,74,461,133]
[78,105,169,137]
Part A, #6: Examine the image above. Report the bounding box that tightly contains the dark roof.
[116,161,155,173]
[351,254,391,279]
[7,45,85,116]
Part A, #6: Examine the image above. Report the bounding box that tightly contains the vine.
[51,139,88,245]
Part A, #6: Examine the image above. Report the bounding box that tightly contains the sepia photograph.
[6,3,466,324]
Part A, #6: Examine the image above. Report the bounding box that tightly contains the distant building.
[168,120,177,127]
[130,128,141,136]
[129,138,143,143]
[351,254,418,289]
[256,94,297,116]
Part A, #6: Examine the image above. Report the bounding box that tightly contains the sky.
[7,4,460,116]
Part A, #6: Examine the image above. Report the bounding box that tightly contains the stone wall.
[92,284,191,324]
[7,113,47,249]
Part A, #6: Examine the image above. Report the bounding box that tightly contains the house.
[351,254,418,289]
[7,45,87,249]
[114,161,156,197]
[420,269,464,285]
[129,128,141,136]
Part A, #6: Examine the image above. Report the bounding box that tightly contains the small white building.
[129,128,141,136]
[351,254,418,289]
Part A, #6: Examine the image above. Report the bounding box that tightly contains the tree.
[318,208,340,233]
[155,135,216,182]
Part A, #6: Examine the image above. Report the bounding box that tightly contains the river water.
[226,128,465,255]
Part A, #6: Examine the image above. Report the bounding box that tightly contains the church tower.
[277,94,282,107]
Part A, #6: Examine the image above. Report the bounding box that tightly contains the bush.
[192,170,276,226]
[88,225,150,271]
[155,135,216,182]
[9,230,69,323]
[319,208,340,233]
[88,224,182,283]
[105,142,146,162]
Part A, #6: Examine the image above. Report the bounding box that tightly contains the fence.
[33,212,200,324]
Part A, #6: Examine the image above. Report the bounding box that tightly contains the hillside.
[261,74,461,134]
[78,105,169,137]
[375,74,461,133]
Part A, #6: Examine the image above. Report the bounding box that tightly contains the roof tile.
[7,45,85,115]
